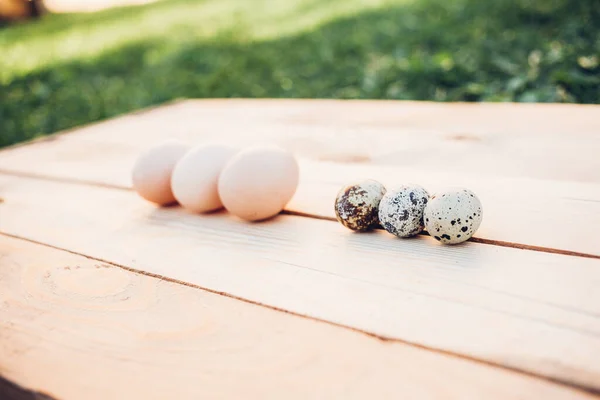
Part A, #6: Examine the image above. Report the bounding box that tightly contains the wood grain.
[1,174,600,392]
[289,160,600,257]
[2,99,599,182]
[1,100,598,256]
[3,235,594,400]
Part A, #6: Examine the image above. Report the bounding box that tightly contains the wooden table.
[1,100,599,399]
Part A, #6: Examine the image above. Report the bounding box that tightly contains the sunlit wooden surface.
[1,99,599,399]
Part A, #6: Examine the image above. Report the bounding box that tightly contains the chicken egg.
[218,145,299,221]
[131,140,189,205]
[171,144,238,213]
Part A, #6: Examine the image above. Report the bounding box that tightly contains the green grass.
[1,0,599,147]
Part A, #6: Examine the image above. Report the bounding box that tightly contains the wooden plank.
[1,156,598,258]
[1,100,598,256]
[2,99,599,182]
[4,236,594,400]
[1,174,599,392]
[289,160,600,257]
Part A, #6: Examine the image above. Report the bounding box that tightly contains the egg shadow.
[144,203,229,225]
[157,201,179,208]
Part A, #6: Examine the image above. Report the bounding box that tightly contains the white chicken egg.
[378,185,430,238]
[131,140,189,205]
[424,188,483,244]
[171,144,238,213]
[218,145,299,221]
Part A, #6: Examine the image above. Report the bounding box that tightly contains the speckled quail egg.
[424,188,483,244]
[378,185,429,238]
[334,180,387,231]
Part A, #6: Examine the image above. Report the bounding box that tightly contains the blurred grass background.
[1,0,599,148]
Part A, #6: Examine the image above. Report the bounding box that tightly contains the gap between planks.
[281,209,600,260]
[0,99,599,257]
[1,173,600,392]
[3,233,596,400]
[1,168,598,261]
[1,230,599,398]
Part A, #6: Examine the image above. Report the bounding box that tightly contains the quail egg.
[424,188,483,244]
[334,180,386,231]
[378,185,429,238]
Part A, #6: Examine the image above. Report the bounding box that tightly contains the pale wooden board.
[2,100,599,183]
[2,235,595,400]
[1,174,600,392]
[1,100,598,256]
[289,160,600,257]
